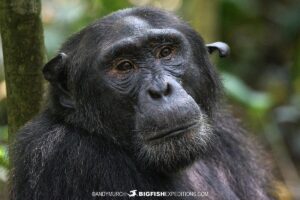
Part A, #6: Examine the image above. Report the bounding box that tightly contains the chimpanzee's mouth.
[145,121,199,142]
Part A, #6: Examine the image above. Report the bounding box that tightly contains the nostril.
[164,83,171,96]
[148,89,162,99]
[148,82,173,100]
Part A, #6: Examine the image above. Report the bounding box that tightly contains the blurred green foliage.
[222,72,273,111]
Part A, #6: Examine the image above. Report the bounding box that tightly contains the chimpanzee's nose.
[147,82,172,100]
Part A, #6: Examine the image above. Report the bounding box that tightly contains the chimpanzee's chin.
[134,117,213,173]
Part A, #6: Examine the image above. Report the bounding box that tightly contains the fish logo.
[128,190,138,197]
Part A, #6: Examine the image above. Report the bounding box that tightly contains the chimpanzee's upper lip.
[145,121,199,142]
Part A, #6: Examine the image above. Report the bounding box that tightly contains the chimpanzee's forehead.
[114,16,151,33]
[108,16,153,40]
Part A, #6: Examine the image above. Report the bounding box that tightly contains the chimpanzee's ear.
[43,53,67,82]
[206,42,230,58]
[43,53,75,109]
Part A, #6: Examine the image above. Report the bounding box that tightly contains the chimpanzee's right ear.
[206,42,230,58]
[43,53,67,83]
[43,53,75,109]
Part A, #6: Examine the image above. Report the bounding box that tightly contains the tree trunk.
[0,0,45,143]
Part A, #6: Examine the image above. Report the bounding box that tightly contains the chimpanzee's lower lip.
[145,121,199,142]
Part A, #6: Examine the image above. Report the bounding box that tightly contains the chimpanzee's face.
[92,16,213,172]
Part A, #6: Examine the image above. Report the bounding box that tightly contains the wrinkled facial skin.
[90,16,214,173]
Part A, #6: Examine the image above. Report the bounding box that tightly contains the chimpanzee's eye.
[158,46,173,58]
[115,60,134,72]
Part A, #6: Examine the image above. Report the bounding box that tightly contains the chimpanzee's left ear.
[206,42,230,58]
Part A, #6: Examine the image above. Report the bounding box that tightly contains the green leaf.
[221,72,273,110]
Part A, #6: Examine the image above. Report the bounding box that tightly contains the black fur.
[10,7,275,200]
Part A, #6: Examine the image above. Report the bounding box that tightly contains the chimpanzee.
[10,7,275,200]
